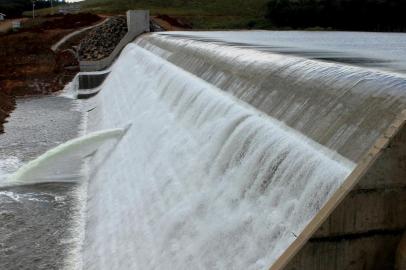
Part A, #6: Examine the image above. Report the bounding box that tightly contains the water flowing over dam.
[80,32,406,270]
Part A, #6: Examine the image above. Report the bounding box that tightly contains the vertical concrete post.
[127,10,150,34]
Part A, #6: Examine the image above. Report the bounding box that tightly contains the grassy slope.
[23,7,57,17]
[80,0,271,29]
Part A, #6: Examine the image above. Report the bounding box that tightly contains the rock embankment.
[78,16,128,61]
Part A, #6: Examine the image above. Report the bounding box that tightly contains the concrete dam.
[3,31,406,269]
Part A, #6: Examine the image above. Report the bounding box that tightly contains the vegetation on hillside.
[266,0,406,31]
[14,0,406,31]
[0,0,67,17]
[80,0,271,29]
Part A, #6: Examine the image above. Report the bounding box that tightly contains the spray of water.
[4,126,130,187]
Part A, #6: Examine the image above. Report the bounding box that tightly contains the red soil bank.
[154,14,192,30]
[0,13,102,133]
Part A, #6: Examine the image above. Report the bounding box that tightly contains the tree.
[266,0,406,31]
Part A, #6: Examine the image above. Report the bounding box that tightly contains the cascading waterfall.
[83,43,360,270]
[136,34,406,162]
[73,31,406,270]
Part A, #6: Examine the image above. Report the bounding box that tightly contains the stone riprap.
[78,16,128,61]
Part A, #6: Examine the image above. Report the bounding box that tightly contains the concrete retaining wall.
[78,72,110,90]
[79,10,149,72]
[284,122,406,270]
[70,69,111,99]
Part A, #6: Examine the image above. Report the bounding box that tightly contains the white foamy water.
[84,44,355,270]
[0,156,21,183]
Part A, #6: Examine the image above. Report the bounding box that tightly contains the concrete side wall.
[80,10,150,72]
[69,69,111,99]
[285,234,401,270]
[284,124,406,270]
[78,72,110,89]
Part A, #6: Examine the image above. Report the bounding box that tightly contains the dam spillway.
[80,32,406,270]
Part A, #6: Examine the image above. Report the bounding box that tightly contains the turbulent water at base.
[83,32,406,270]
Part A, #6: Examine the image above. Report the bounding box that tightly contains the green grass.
[28,0,273,29]
[23,7,59,17]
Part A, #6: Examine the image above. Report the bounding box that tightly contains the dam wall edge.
[272,109,406,270]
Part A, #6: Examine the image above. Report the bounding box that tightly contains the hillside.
[0,0,64,17]
[80,0,271,29]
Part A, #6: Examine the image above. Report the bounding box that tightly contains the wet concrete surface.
[0,96,83,270]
